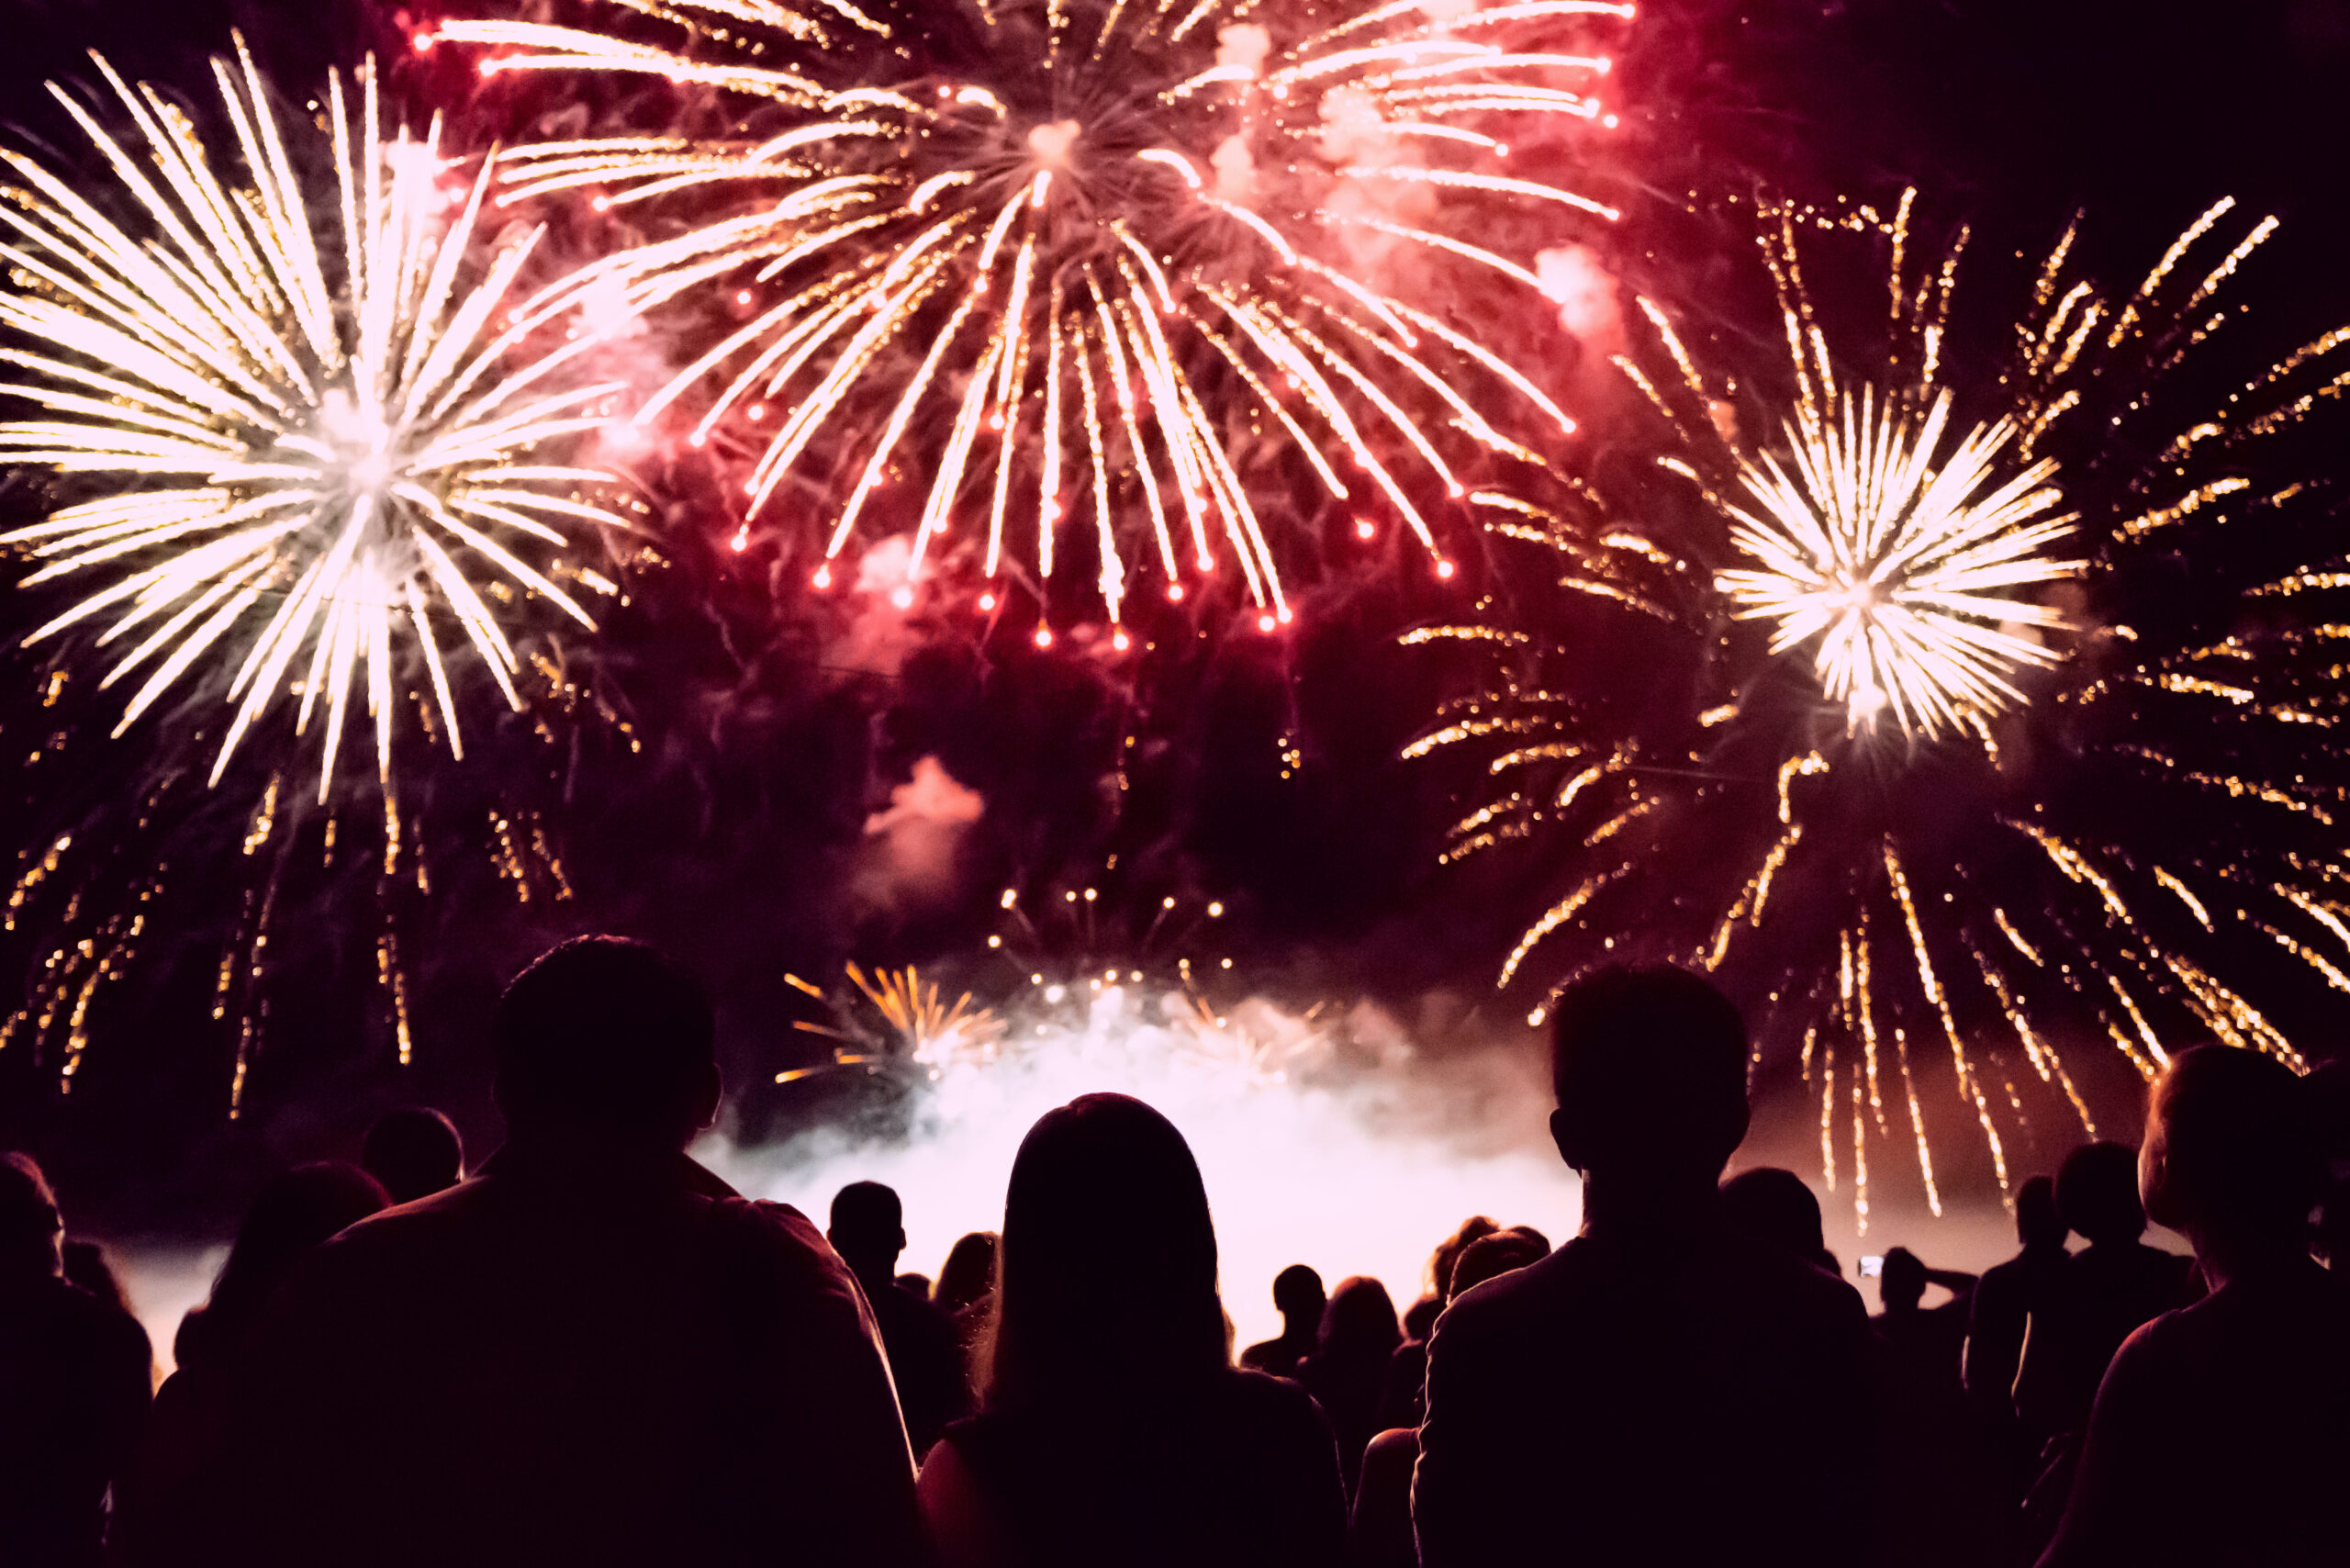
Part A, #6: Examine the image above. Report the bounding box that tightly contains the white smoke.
[701,983,1582,1347]
[851,756,986,922]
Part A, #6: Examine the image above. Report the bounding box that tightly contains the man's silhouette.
[2039,1045,2348,1566]
[1873,1249,2001,1568]
[360,1107,465,1205]
[1413,966,1874,1567]
[1963,1175,2067,1419]
[0,1152,151,1568]
[227,937,925,1568]
[830,1180,969,1458]
[1719,1166,1841,1276]
[2013,1140,2195,1450]
[1240,1263,1325,1378]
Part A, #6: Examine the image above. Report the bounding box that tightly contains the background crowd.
[4,938,2345,1566]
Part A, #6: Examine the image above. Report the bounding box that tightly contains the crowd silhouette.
[4,937,2345,1565]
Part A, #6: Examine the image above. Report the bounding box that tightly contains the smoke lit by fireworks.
[440,0,1627,621]
[0,44,631,803]
[1414,193,2350,1222]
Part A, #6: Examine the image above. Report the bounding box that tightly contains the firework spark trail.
[0,43,632,803]
[440,0,1627,620]
[1411,193,2350,1210]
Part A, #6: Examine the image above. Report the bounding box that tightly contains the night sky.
[4,0,2347,1243]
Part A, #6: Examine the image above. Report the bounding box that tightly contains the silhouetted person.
[2013,1140,2196,1453]
[221,936,925,1568]
[1414,966,1874,1568]
[1449,1226,1550,1299]
[1240,1263,1325,1378]
[1378,1218,1497,1432]
[831,1180,969,1458]
[112,1161,387,1566]
[1720,1166,1841,1275]
[1874,1247,1977,1376]
[2040,1046,2349,1566]
[1353,1234,1548,1568]
[0,1153,151,1568]
[1304,1275,1402,1496]
[61,1238,136,1319]
[360,1106,464,1204]
[918,1093,1345,1568]
[934,1229,999,1396]
[1874,1248,2001,1568]
[935,1230,999,1317]
[1964,1175,2068,1417]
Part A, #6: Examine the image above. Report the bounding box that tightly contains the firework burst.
[1414,194,2350,1219]
[0,44,632,803]
[440,0,1626,619]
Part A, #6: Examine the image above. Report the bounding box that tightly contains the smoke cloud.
[851,755,986,923]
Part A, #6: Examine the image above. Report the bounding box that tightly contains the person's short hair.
[829,1181,903,1254]
[2152,1045,2324,1238]
[1719,1167,1827,1262]
[0,1151,61,1256]
[2015,1174,2066,1249]
[2056,1141,2146,1245]
[1878,1246,1927,1309]
[1451,1226,1550,1297]
[361,1107,464,1204]
[1271,1262,1325,1318]
[493,937,716,1138]
[1550,965,1750,1177]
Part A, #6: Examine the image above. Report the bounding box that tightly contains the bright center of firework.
[1024,119,1081,166]
[1716,387,2080,738]
[316,388,399,498]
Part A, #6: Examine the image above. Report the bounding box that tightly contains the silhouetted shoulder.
[1225,1363,1337,1441]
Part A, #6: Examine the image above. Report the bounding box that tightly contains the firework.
[0,44,632,803]
[1413,194,2350,1219]
[438,0,1626,620]
[780,963,1012,1083]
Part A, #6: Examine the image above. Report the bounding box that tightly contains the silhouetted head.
[2015,1174,2066,1250]
[62,1240,133,1316]
[1316,1275,1401,1367]
[2142,1045,2324,1260]
[0,1152,62,1282]
[1550,966,1750,1190]
[1402,1294,1441,1342]
[1428,1215,1498,1303]
[829,1181,906,1282]
[493,936,720,1150]
[987,1093,1225,1410]
[935,1230,999,1316]
[2057,1141,2147,1246]
[1451,1226,1550,1297]
[202,1162,386,1361]
[1271,1262,1326,1331]
[1719,1167,1832,1271]
[362,1106,464,1204]
[1879,1246,1928,1311]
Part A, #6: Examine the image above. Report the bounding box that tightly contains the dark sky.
[4,0,2347,1237]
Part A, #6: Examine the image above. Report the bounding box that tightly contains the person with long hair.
[918,1093,1346,1568]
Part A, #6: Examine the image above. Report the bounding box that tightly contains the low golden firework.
[439,0,1626,618]
[0,43,631,802]
[1414,194,2350,1220]
[781,963,1010,1081]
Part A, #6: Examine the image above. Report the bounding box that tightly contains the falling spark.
[441,0,1624,616]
